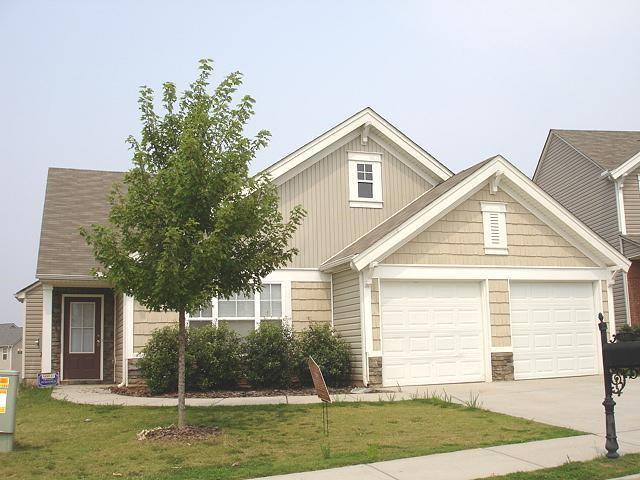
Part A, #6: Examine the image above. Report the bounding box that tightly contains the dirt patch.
[137,424,221,441]
[111,385,356,398]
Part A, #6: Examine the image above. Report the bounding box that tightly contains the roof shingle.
[553,130,640,171]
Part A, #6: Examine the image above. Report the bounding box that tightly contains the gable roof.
[322,155,631,272]
[263,107,453,185]
[551,130,640,173]
[0,323,22,347]
[36,168,124,279]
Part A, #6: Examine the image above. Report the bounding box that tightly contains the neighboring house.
[534,130,640,329]
[15,108,629,388]
[0,323,23,375]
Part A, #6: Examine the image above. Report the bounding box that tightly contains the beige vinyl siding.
[23,284,43,381]
[291,281,332,331]
[614,271,628,329]
[623,168,640,235]
[114,293,124,384]
[371,279,381,351]
[490,280,510,347]
[133,301,178,353]
[382,186,596,267]
[280,137,432,268]
[331,269,362,382]
[534,134,619,247]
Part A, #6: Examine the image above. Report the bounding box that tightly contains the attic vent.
[480,202,508,255]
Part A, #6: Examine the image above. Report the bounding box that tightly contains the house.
[15,108,629,388]
[534,130,640,329]
[0,323,23,375]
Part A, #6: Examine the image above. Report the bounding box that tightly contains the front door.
[63,297,101,380]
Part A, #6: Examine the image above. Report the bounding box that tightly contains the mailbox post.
[0,370,19,452]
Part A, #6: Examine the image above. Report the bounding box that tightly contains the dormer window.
[348,152,382,208]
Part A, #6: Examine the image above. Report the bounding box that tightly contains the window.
[1,347,7,361]
[69,302,96,353]
[481,202,508,255]
[187,283,289,336]
[348,152,382,208]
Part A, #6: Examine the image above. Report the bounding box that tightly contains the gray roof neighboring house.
[552,130,640,171]
[36,168,124,279]
[0,323,22,347]
[321,157,495,268]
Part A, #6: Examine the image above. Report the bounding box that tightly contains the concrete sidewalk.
[253,435,640,480]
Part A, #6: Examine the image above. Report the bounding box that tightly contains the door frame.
[60,294,105,381]
[378,278,490,386]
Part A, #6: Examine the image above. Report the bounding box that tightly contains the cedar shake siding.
[23,285,43,381]
[331,269,362,382]
[279,137,433,268]
[133,301,178,353]
[290,281,331,332]
[489,280,510,348]
[534,133,618,248]
[382,186,596,267]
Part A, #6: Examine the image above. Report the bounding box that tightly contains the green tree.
[81,59,304,427]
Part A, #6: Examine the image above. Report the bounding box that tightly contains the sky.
[1,0,639,325]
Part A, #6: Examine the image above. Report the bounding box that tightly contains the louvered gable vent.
[480,202,508,255]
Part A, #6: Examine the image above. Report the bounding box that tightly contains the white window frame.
[480,202,508,255]
[186,281,291,331]
[348,152,383,208]
[68,301,97,354]
[1,346,7,361]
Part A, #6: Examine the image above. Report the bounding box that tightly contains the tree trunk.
[177,309,187,428]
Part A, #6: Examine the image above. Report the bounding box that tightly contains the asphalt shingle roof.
[553,130,640,171]
[0,323,22,347]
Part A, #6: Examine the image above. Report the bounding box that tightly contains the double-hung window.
[348,152,383,208]
[187,283,288,337]
[1,347,7,361]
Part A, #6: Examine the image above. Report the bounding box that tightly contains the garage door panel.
[511,282,597,380]
[381,281,485,387]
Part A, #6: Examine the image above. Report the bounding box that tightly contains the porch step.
[60,380,115,386]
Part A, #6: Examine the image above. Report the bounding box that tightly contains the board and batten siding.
[23,284,43,381]
[114,293,124,384]
[291,281,331,332]
[490,280,510,347]
[331,269,363,382]
[534,134,619,248]
[279,137,433,268]
[133,301,178,353]
[382,186,597,267]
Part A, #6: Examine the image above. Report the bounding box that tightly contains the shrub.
[189,324,244,390]
[244,322,296,388]
[138,326,190,395]
[296,323,351,387]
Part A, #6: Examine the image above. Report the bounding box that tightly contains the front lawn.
[485,453,640,479]
[3,387,580,479]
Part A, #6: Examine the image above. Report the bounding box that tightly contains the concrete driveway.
[409,375,640,445]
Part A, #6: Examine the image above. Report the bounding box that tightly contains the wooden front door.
[63,297,102,380]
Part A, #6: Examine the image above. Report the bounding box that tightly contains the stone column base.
[491,352,514,381]
[368,356,383,387]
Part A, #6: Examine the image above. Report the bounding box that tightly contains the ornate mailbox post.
[598,313,640,459]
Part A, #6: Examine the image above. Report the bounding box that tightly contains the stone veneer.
[491,352,514,381]
[368,356,383,387]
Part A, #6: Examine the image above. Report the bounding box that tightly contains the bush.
[139,324,243,394]
[296,323,351,387]
[189,324,244,390]
[244,322,296,388]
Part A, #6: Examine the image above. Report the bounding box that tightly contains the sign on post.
[37,372,60,388]
[308,357,332,435]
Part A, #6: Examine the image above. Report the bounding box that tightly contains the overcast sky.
[1,0,639,324]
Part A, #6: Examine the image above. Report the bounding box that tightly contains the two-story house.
[15,109,628,388]
[534,130,640,329]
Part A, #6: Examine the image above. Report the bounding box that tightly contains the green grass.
[485,453,640,479]
[1,387,581,479]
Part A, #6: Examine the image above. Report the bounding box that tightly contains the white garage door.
[381,281,485,387]
[510,282,598,380]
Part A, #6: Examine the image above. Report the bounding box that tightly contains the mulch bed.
[137,424,221,441]
[111,385,356,398]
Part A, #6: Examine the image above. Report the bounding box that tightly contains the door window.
[70,302,96,353]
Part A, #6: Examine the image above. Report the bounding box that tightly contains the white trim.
[351,156,630,272]
[480,280,493,382]
[593,281,604,374]
[615,179,627,235]
[358,271,370,386]
[41,284,53,373]
[263,108,452,185]
[124,295,135,361]
[491,346,514,353]
[263,269,331,283]
[349,200,384,209]
[21,300,26,379]
[61,294,105,381]
[372,265,613,281]
[610,150,640,179]
[623,270,632,326]
[348,152,383,208]
[606,279,617,337]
